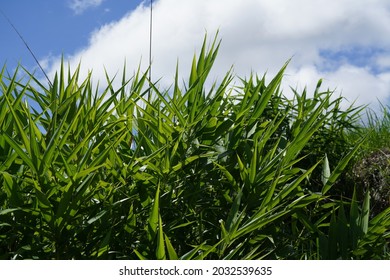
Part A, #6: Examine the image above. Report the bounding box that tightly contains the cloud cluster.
[68,0,105,15]
[49,0,390,111]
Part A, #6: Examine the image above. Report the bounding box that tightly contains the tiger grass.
[0,36,389,259]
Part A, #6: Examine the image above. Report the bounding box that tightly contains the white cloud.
[375,53,390,71]
[47,0,390,112]
[285,64,390,110]
[69,0,105,15]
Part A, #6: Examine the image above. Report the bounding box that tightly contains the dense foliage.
[1,36,389,259]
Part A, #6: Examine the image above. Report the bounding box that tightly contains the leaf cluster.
[0,35,389,259]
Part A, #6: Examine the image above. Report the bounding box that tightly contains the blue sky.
[1,0,143,70]
[1,0,390,113]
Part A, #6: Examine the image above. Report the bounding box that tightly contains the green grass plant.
[361,102,390,150]
[0,35,389,259]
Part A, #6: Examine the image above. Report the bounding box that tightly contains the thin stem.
[148,0,153,101]
[0,8,53,88]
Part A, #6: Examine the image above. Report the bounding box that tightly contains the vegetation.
[0,36,389,259]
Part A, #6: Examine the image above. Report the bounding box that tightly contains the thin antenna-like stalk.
[149,0,153,86]
[147,0,153,102]
[0,8,53,88]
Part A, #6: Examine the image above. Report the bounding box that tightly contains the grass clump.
[0,36,389,259]
[347,104,390,218]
